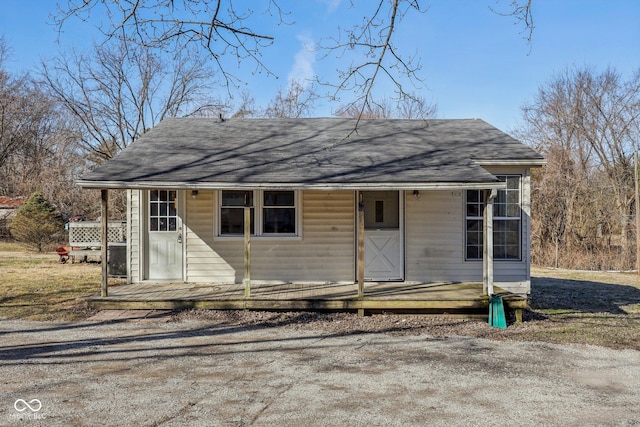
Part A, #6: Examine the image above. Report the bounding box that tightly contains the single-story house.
[78,118,544,299]
[0,196,26,239]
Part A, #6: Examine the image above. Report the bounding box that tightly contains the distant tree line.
[518,66,640,270]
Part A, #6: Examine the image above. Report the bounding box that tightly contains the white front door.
[362,191,403,281]
[147,190,183,280]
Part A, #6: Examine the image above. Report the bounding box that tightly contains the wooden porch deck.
[87,282,527,320]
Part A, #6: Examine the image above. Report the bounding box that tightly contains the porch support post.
[101,189,108,297]
[483,189,496,296]
[357,192,365,297]
[243,197,251,298]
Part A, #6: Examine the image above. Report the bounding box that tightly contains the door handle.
[177,234,182,244]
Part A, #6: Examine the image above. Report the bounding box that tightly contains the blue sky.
[1,0,639,133]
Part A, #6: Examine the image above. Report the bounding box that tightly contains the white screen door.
[362,191,403,281]
[147,190,183,280]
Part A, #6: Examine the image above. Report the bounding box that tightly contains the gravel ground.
[1,312,640,426]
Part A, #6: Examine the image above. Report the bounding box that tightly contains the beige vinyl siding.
[184,190,236,283]
[128,189,141,283]
[405,190,470,282]
[404,168,532,295]
[184,190,355,283]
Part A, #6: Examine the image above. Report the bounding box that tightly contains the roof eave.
[474,159,547,167]
[76,180,507,191]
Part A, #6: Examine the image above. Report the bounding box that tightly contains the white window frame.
[465,175,522,261]
[215,190,302,240]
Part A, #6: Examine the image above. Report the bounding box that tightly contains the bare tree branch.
[40,41,214,162]
[318,0,426,130]
[54,0,287,92]
[490,0,534,49]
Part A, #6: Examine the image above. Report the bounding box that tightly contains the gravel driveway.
[1,315,639,426]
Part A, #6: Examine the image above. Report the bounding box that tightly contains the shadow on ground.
[530,276,640,314]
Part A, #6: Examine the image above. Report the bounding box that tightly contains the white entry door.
[147,190,183,280]
[362,191,403,281]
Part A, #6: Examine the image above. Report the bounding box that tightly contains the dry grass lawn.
[511,267,640,350]
[1,241,639,350]
[0,241,121,320]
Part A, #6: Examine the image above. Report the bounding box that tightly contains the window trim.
[465,175,522,262]
[215,190,302,240]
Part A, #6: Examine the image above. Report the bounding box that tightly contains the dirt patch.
[88,310,173,322]
[1,319,639,426]
[171,309,511,337]
[167,304,640,351]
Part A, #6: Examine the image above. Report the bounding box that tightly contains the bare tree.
[336,99,394,119]
[264,81,318,118]
[520,66,640,269]
[0,38,101,221]
[0,38,30,171]
[396,94,438,119]
[54,0,285,93]
[230,91,256,118]
[336,94,437,119]
[2,86,80,201]
[41,41,214,162]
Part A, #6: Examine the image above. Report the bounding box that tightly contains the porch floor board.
[87,282,527,318]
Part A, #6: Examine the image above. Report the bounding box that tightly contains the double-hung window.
[465,175,521,260]
[219,190,298,237]
[263,191,297,234]
[220,190,254,235]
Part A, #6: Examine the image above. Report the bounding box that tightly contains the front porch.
[87,281,527,321]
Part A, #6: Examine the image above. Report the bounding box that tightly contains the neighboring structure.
[78,118,545,297]
[0,196,26,239]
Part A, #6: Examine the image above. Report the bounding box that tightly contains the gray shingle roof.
[79,118,544,189]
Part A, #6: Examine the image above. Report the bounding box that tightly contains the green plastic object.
[488,295,507,329]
